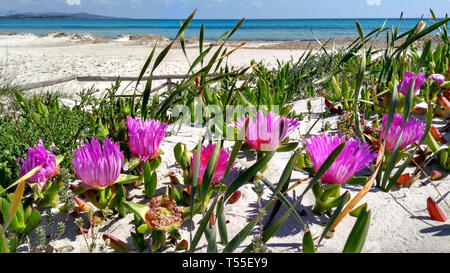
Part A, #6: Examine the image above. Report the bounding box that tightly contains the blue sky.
[1,0,449,19]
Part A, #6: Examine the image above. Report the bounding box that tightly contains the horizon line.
[0,11,445,20]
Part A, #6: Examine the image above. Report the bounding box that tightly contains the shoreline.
[0,31,442,50]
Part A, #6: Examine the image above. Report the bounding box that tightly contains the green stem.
[98,188,107,209]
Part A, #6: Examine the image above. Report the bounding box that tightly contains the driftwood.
[16,74,216,92]
[17,75,77,91]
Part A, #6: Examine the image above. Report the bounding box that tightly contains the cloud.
[66,0,81,5]
[366,0,381,6]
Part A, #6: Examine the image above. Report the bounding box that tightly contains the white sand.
[3,34,450,253]
[0,33,306,100]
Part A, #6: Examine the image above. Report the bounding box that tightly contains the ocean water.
[0,18,442,41]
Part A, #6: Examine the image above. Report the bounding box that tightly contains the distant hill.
[0,12,126,19]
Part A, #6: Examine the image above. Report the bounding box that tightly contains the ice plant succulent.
[189,143,235,185]
[381,113,426,151]
[19,138,59,190]
[72,137,124,189]
[428,73,446,87]
[235,110,300,151]
[397,72,426,97]
[145,195,182,231]
[305,133,377,213]
[126,116,167,162]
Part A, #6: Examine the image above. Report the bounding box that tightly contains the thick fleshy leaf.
[115,174,139,185]
[103,234,130,253]
[427,197,447,222]
[123,201,149,221]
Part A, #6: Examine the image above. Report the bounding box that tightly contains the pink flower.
[381,113,426,151]
[190,144,235,185]
[19,138,59,190]
[126,116,166,162]
[305,134,377,185]
[397,72,426,97]
[428,74,446,87]
[72,137,124,189]
[235,111,299,151]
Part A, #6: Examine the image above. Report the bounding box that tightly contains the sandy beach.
[0,32,311,96]
[0,32,442,98]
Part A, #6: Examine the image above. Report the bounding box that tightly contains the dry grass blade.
[330,136,384,232]
[4,181,25,230]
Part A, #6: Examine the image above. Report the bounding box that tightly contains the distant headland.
[0,12,127,20]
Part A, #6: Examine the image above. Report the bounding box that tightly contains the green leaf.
[201,140,222,204]
[150,229,164,252]
[350,203,368,218]
[224,151,275,201]
[302,232,315,253]
[226,18,245,41]
[216,198,228,245]
[189,198,218,252]
[205,223,218,253]
[259,141,347,247]
[144,162,157,199]
[0,165,42,196]
[223,210,263,253]
[123,201,149,221]
[264,149,301,229]
[343,208,371,253]
[189,139,203,246]
[115,174,139,185]
[318,191,351,245]
[353,47,366,141]
[4,181,25,230]
[0,225,8,253]
[21,208,41,235]
[276,142,299,152]
[347,177,369,185]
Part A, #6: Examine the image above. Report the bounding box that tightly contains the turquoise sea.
[0,18,442,41]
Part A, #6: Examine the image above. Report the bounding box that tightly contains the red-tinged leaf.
[396,173,410,185]
[210,212,215,226]
[175,239,188,251]
[69,184,78,192]
[69,209,80,218]
[411,106,428,114]
[411,151,426,166]
[431,171,443,181]
[324,99,341,114]
[102,234,130,253]
[438,95,450,110]
[228,191,242,204]
[77,228,89,235]
[430,126,446,144]
[73,196,91,212]
[186,185,191,195]
[91,215,102,226]
[427,197,447,222]
[168,172,180,185]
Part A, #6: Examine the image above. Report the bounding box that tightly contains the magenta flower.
[381,113,426,151]
[126,116,167,162]
[428,74,446,87]
[397,72,426,97]
[235,111,300,151]
[190,144,236,185]
[19,138,59,190]
[72,137,124,189]
[305,134,377,185]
